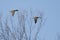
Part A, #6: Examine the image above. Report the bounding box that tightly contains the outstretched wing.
[12,11,15,16]
[35,19,37,24]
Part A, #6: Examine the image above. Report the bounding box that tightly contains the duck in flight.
[34,16,41,24]
[10,9,19,16]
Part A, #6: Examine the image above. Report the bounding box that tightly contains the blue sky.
[0,0,60,40]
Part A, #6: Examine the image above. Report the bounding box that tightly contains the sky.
[0,0,60,40]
